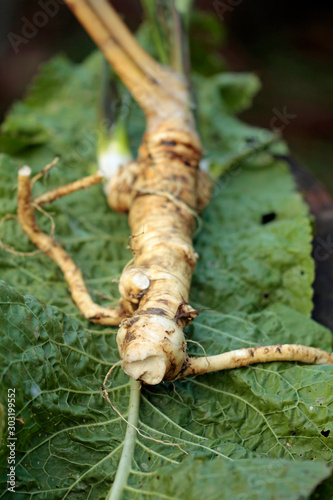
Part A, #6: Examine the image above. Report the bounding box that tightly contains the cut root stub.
[119,268,150,307]
[117,315,186,385]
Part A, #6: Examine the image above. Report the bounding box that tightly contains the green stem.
[141,1,168,65]
[170,0,193,76]
[141,0,193,76]
[107,379,141,500]
[170,0,185,74]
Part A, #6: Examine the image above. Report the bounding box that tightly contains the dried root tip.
[117,315,186,385]
[178,344,333,379]
[174,301,200,327]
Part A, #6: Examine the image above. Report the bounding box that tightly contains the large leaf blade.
[0,42,332,499]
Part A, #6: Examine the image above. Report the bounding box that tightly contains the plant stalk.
[107,379,141,500]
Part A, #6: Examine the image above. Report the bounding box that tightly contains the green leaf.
[146,457,331,500]
[193,160,314,316]
[205,72,262,114]
[189,11,227,75]
[0,45,332,499]
[0,282,332,498]
[193,72,286,175]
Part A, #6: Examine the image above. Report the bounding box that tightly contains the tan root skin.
[61,0,209,383]
[111,125,203,384]
[179,344,333,379]
[14,0,333,386]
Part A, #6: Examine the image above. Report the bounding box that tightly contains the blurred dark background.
[0,0,332,193]
[1,1,333,328]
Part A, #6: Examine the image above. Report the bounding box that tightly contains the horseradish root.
[64,0,204,384]
[14,0,333,386]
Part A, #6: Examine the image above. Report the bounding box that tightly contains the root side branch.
[34,171,104,206]
[179,344,333,378]
[17,166,126,325]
